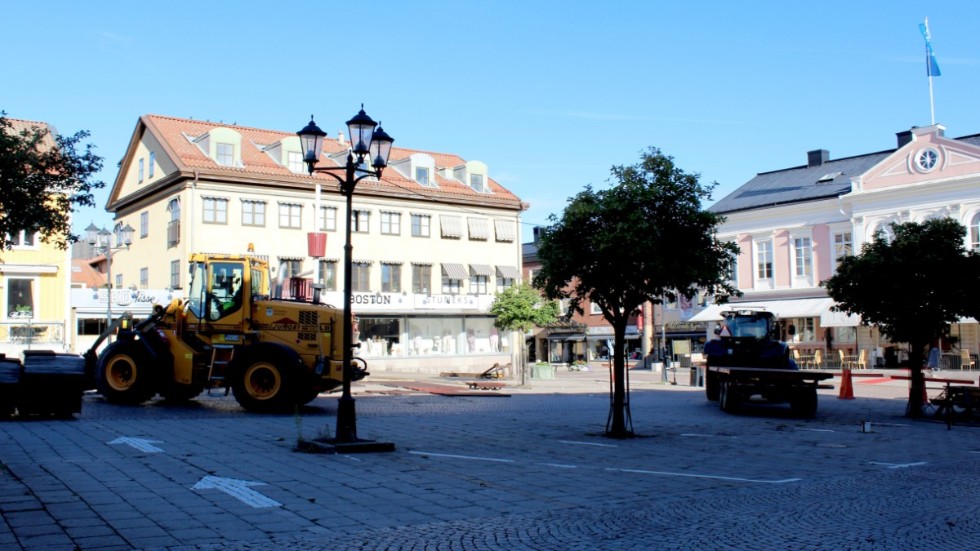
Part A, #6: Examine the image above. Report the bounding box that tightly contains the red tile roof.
[136,114,522,209]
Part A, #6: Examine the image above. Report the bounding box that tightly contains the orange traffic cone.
[838,367,855,400]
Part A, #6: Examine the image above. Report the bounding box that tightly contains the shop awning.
[496,265,521,279]
[820,309,862,327]
[440,215,463,238]
[469,264,493,276]
[441,263,468,280]
[689,298,835,323]
[467,218,489,240]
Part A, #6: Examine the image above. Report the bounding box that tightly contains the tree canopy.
[489,283,560,333]
[823,217,980,417]
[533,147,739,436]
[0,113,104,251]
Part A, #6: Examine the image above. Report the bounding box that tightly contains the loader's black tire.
[231,350,295,412]
[705,370,719,401]
[97,341,155,404]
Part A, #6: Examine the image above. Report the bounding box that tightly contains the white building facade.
[103,114,525,374]
[693,125,980,368]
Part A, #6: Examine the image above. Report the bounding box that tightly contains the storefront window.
[354,316,502,357]
[835,326,856,343]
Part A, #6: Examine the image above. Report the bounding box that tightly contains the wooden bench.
[931,383,980,429]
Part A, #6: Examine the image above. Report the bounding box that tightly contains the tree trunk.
[906,344,926,419]
[606,320,632,438]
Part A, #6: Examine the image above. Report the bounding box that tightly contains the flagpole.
[928,69,936,125]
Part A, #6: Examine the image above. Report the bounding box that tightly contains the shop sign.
[415,294,479,309]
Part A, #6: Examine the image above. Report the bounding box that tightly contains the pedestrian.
[925,342,941,372]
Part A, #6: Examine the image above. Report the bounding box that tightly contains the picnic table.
[932,383,980,429]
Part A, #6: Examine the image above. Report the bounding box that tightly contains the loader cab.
[187,259,247,323]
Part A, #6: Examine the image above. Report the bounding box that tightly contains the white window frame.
[216,143,234,166]
[792,235,813,283]
[754,238,774,289]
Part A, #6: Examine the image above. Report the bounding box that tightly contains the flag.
[919,18,941,77]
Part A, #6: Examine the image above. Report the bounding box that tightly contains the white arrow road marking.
[869,461,928,469]
[607,467,801,484]
[108,437,164,453]
[192,476,281,508]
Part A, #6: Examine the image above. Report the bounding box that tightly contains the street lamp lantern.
[86,222,133,342]
[298,116,327,166]
[297,106,395,452]
[345,106,377,158]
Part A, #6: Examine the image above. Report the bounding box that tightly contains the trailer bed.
[706,366,834,417]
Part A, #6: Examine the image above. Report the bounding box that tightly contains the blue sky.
[4,1,980,239]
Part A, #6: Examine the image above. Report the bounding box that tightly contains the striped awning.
[440,215,463,238]
[496,265,521,279]
[467,218,489,240]
[469,264,493,276]
[441,263,468,280]
[494,219,516,242]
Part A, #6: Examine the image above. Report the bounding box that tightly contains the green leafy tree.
[489,283,561,383]
[534,147,739,438]
[823,218,979,418]
[0,113,104,251]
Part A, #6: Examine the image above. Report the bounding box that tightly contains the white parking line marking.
[559,440,618,447]
[543,463,578,469]
[798,428,835,433]
[869,461,927,469]
[409,451,515,463]
[681,433,736,438]
[607,467,801,484]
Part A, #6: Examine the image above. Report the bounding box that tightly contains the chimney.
[337,130,346,146]
[807,149,829,168]
[896,130,913,148]
[533,226,545,244]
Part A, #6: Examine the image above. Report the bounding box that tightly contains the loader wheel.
[97,341,155,404]
[232,352,293,412]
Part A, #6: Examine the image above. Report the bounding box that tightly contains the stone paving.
[1,368,979,550]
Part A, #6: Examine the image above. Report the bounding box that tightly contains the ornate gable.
[859,125,980,192]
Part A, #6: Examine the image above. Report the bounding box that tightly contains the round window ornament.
[916,148,939,172]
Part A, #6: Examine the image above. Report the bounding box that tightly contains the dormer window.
[287,151,304,173]
[470,174,484,192]
[216,143,234,166]
[416,166,430,186]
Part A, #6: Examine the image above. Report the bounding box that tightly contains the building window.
[833,232,852,260]
[138,158,144,183]
[287,151,304,173]
[442,276,461,295]
[320,206,337,231]
[352,210,370,233]
[381,263,401,292]
[380,212,401,235]
[470,275,488,295]
[416,166,430,186]
[755,240,773,279]
[170,260,180,289]
[6,278,34,319]
[149,151,155,178]
[793,237,813,277]
[279,203,302,229]
[971,213,980,251]
[873,222,894,243]
[115,274,123,288]
[352,262,370,292]
[470,174,485,192]
[242,201,266,227]
[140,211,149,238]
[140,267,149,289]
[203,198,228,224]
[790,318,816,342]
[412,264,431,294]
[216,143,234,166]
[9,231,36,248]
[411,214,431,237]
[497,276,515,293]
[319,260,337,291]
[167,198,181,247]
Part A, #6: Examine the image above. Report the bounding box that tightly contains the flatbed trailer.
[706,366,835,417]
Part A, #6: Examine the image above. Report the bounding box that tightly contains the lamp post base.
[323,395,395,454]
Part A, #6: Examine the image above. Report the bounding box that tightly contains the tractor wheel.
[97,341,155,404]
[705,370,720,401]
[790,388,818,418]
[719,381,740,413]
[231,350,294,412]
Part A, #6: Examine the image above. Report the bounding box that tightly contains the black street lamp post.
[86,222,135,341]
[298,106,394,450]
